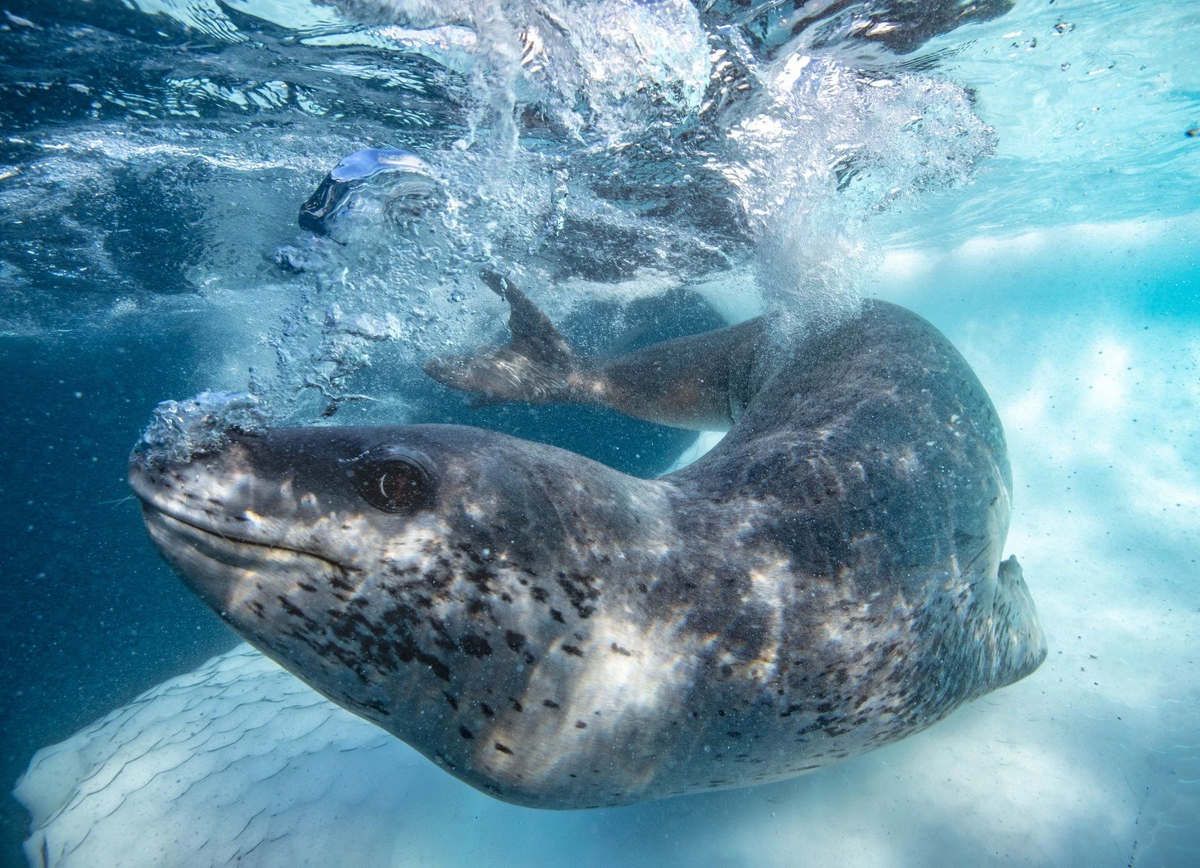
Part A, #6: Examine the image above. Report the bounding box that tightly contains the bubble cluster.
[0,0,1003,418]
[137,391,269,466]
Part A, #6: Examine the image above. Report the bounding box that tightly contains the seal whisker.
[99,494,138,506]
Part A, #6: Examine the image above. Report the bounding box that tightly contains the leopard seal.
[128,272,1046,809]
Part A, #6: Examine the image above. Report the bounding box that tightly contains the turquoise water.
[1,0,1197,865]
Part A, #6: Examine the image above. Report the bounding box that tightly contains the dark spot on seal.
[465,566,493,593]
[443,692,459,710]
[297,582,317,593]
[557,572,599,618]
[561,644,584,657]
[278,597,305,619]
[460,634,493,658]
[505,630,526,652]
[413,648,451,682]
[610,643,632,656]
[543,699,560,710]
[480,703,494,718]
[575,721,588,729]
[494,742,514,755]
[356,698,391,717]
[550,609,565,623]
[459,726,474,740]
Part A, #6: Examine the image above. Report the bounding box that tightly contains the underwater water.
[1,0,1197,865]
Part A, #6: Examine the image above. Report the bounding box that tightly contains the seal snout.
[127,425,354,625]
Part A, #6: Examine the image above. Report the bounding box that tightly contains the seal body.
[129,286,1045,809]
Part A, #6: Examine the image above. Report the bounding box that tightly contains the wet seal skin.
[129,272,1046,810]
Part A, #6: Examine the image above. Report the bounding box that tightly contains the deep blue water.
[1,0,1198,865]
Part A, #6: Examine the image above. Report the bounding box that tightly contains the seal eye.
[352,457,435,514]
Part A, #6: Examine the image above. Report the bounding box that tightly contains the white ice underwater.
[14,217,1200,867]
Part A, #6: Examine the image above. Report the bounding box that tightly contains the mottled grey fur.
[130,286,1045,809]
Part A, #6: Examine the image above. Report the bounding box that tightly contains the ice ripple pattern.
[14,645,419,868]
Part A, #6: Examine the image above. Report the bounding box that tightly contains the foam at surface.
[15,223,1200,866]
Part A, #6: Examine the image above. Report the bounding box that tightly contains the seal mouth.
[141,505,312,568]
[139,503,345,614]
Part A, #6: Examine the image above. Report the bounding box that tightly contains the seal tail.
[423,271,582,406]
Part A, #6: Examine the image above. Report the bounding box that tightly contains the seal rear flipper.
[423,271,582,406]
[480,270,575,372]
[423,345,578,406]
[425,270,771,429]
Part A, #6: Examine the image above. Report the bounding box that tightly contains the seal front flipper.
[425,271,770,430]
[423,271,580,406]
[983,556,1048,690]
